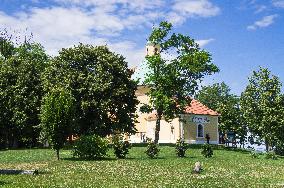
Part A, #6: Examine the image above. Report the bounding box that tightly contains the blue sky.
[0,0,284,95]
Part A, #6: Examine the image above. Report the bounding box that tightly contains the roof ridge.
[146,99,220,120]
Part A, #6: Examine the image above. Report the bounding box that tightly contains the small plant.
[265,151,278,160]
[250,151,259,159]
[113,135,131,159]
[275,143,284,156]
[73,134,109,159]
[175,138,188,157]
[145,138,160,159]
[201,144,213,158]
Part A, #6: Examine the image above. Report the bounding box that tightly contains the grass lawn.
[0,146,284,187]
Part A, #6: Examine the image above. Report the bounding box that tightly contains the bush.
[73,135,109,159]
[265,151,277,160]
[250,151,259,159]
[275,143,284,156]
[201,144,213,158]
[113,136,131,159]
[175,138,188,157]
[145,138,160,159]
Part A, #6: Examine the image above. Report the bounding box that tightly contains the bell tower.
[145,41,160,56]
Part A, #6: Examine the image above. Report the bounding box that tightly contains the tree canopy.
[143,21,219,143]
[240,67,284,151]
[196,82,246,145]
[42,44,138,137]
[0,37,48,147]
[40,88,75,160]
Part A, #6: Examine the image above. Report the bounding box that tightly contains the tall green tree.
[240,67,284,151]
[0,36,48,147]
[196,82,231,111]
[143,21,219,143]
[196,82,246,146]
[40,88,75,160]
[42,44,138,137]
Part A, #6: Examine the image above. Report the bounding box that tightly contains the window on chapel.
[197,124,204,138]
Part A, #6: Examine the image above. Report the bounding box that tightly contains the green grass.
[0,146,284,187]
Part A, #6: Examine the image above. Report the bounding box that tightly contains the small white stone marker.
[193,161,202,174]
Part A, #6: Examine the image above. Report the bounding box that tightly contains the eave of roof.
[146,99,220,120]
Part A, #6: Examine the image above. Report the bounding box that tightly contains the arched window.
[197,124,204,138]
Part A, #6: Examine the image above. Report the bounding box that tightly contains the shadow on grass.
[131,143,177,147]
[0,147,52,152]
[126,156,167,160]
[0,181,10,186]
[37,171,51,175]
[62,157,117,162]
[63,156,170,162]
[187,144,224,150]
[185,156,197,159]
[187,144,251,154]
[223,147,251,154]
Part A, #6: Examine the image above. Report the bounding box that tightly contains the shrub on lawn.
[145,138,160,159]
[265,151,277,160]
[275,143,284,156]
[73,135,109,159]
[201,144,213,158]
[250,151,259,159]
[113,135,131,159]
[175,138,188,157]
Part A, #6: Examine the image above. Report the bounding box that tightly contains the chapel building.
[130,42,220,144]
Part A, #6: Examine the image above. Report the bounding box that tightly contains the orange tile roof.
[146,99,219,120]
[184,99,219,116]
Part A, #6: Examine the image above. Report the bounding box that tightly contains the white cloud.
[109,41,145,67]
[272,0,284,8]
[247,14,278,30]
[0,8,99,54]
[166,12,186,26]
[173,0,220,17]
[196,38,215,48]
[0,5,153,65]
[55,0,164,13]
[167,0,220,25]
[0,0,219,67]
[254,5,267,13]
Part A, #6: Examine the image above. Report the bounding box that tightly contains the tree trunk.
[265,140,269,152]
[56,149,60,160]
[5,132,9,149]
[12,136,19,148]
[154,111,162,144]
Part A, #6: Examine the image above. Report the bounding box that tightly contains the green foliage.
[112,135,132,159]
[0,29,16,59]
[145,138,160,159]
[265,151,277,160]
[250,151,259,159]
[240,67,284,151]
[275,142,284,156]
[175,138,188,157]
[40,88,75,159]
[196,82,231,111]
[144,21,219,143]
[139,104,153,113]
[196,82,246,144]
[73,135,109,159]
[201,144,213,158]
[42,44,138,137]
[0,36,48,147]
